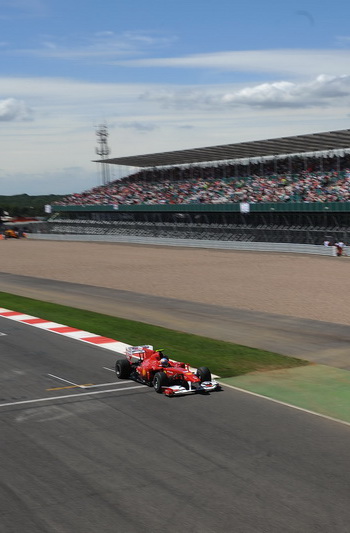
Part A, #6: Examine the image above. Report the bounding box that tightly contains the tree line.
[0,194,65,217]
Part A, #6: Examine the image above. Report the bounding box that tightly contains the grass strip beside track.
[0,291,308,378]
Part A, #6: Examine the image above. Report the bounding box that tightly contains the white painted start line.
[0,385,146,409]
[0,367,146,409]
[48,370,129,389]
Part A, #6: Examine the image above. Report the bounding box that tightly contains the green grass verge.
[0,291,309,378]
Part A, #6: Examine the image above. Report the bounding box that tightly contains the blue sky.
[1,0,350,195]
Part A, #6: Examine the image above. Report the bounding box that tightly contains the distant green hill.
[0,194,66,217]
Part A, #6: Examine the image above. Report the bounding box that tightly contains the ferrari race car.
[115,345,219,396]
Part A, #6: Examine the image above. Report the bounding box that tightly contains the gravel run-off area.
[1,239,350,326]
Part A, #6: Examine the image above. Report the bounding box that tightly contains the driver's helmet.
[160,357,169,367]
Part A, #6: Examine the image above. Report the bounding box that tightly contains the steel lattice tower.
[95,124,111,186]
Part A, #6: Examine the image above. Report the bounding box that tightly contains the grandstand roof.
[98,128,350,169]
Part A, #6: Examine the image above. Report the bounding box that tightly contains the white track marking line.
[0,385,145,408]
[48,374,85,388]
[48,374,126,390]
[222,382,350,428]
[103,367,115,372]
[83,381,130,389]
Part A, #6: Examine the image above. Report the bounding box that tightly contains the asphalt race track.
[2,317,350,532]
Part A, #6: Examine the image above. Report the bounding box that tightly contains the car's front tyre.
[153,371,169,393]
[196,366,212,382]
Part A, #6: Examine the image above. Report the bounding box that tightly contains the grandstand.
[47,129,350,245]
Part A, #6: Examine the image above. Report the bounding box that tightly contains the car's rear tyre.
[153,372,169,393]
[115,358,131,379]
[196,366,211,382]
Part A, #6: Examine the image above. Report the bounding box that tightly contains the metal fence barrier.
[28,233,337,256]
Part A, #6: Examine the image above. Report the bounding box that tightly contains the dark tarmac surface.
[1,272,350,368]
[2,318,350,533]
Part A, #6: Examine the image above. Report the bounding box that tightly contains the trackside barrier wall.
[51,202,350,213]
[28,234,337,256]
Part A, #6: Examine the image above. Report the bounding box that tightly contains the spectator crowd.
[52,151,350,207]
[54,168,350,207]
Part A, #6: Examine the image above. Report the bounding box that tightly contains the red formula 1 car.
[115,345,219,396]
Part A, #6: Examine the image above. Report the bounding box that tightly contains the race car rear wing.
[125,345,154,360]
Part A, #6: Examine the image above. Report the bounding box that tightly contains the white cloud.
[0,73,350,195]
[139,88,206,109]
[141,75,350,110]
[0,167,97,196]
[220,75,350,108]
[120,121,157,132]
[0,98,32,120]
[6,30,177,60]
[115,49,350,78]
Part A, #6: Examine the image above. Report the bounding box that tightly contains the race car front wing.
[162,380,219,396]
